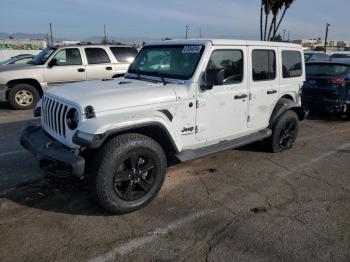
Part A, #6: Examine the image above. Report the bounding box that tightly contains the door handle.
[267,90,277,95]
[77,68,85,72]
[106,66,113,71]
[234,94,248,100]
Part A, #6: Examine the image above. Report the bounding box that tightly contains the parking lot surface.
[0,103,350,262]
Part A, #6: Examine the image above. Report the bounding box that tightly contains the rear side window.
[110,47,138,62]
[282,51,302,78]
[306,64,349,76]
[252,50,276,81]
[85,48,111,64]
[207,50,244,85]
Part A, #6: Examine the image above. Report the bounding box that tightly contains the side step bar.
[175,129,272,162]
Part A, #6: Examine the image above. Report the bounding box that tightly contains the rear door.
[44,47,86,84]
[84,47,115,80]
[248,47,279,129]
[109,46,138,75]
[195,47,249,141]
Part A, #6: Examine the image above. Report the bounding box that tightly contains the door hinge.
[249,93,252,100]
[247,115,251,122]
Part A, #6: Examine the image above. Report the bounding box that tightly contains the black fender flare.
[269,98,308,128]
[73,121,179,153]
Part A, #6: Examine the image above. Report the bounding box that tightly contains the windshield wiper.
[27,60,36,65]
[157,72,167,85]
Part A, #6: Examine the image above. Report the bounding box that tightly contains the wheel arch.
[269,98,306,128]
[6,79,43,99]
[6,78,44,99]
[77,121,180,157]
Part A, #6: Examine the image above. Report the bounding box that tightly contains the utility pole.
[185,25,189,39]
[199,27,202,39]
[103,24,108,44]
[324,23,331,53]
[49,22,53,46]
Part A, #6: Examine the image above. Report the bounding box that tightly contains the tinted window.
[53,48,82,66]
[110,47,138,62]
[207,50,243,85]
[252,50,276,81]
[306,64,349,76]
[282,51,302,78]
[85,48,111,64]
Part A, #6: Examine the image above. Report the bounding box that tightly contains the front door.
[195,47,249,141]
[44,48,86,84]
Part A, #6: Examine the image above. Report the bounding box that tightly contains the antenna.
[185,25,189,39]
[199,27,202,39]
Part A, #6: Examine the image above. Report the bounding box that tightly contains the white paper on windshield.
[182,46,202,54]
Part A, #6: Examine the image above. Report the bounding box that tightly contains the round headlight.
[66,108,79,130]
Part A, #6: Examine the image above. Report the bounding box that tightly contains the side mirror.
[48,58,58,68]
[201,68,225,91]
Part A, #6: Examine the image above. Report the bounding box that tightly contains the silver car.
[0,44,138,109]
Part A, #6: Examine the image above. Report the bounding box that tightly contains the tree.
[259,0,295,41]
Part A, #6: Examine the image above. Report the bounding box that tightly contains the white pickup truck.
[20,39,307,214]
[0,44,138,109]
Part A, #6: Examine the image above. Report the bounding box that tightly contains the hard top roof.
[146,38,301,48]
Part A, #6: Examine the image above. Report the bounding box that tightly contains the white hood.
[46,79,177,113]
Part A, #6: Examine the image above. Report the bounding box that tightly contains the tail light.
[328,78,344,86]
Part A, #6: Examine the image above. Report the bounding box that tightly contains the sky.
[0,0,349,40]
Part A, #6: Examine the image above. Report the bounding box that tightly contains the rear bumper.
[302,96,349,113]
[19,126,85,177]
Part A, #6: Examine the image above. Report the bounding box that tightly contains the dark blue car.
[302,61,350,118]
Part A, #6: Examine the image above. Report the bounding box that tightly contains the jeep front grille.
[42,95,69,138]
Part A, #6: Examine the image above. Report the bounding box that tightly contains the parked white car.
[20,39,307,214]
[0,44,138,109]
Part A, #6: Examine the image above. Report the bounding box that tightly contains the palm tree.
[267,0,283,41]
[272,0,295,39]
[263,0,271,41]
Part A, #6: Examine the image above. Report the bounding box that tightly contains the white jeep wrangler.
[20,39,307,214]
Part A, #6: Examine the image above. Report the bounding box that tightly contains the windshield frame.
[30,47,57,65]
[127,44,205,81]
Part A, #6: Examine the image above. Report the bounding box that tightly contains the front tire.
[268,110,299,153]
[8,83,40,110]
[90,133,167,214]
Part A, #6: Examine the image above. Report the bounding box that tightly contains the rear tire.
[8,83,40,110]
[90,133,167,214]
[268,110,299,153]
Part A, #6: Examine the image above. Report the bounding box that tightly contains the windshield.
[128,45,204,80]
[306,64,350,76]
[331,53,350,59]
[30,47,56,65]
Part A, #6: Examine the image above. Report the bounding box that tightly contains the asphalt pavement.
[0,102,350,262]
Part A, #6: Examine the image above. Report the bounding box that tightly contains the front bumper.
[19,126,85,177]
[0,84,7,102]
